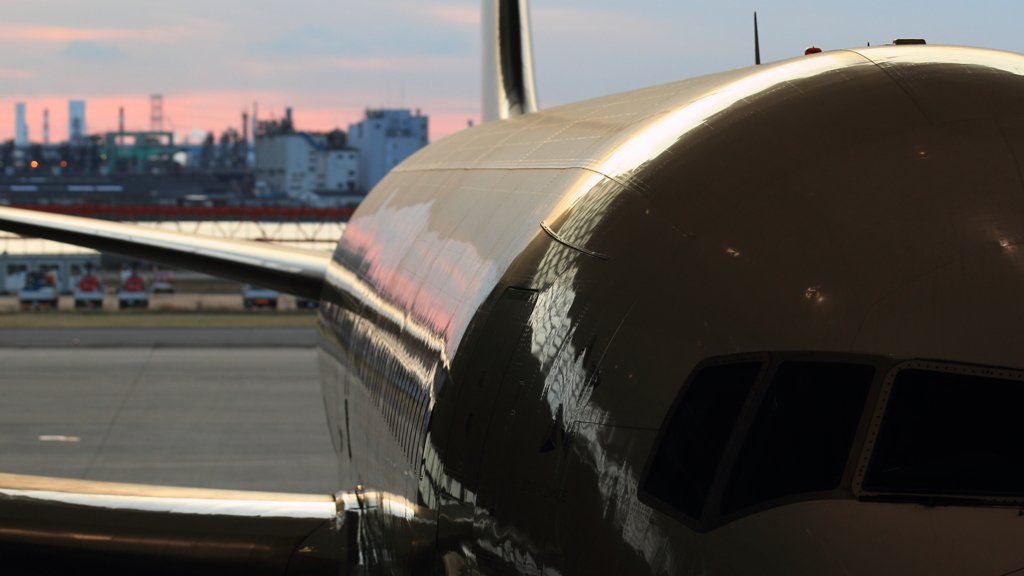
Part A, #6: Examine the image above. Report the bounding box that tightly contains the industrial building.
[254,108,359,200]
[102,131,177,174]
[14,103,27,148]
[68,100,86,144]
[1,99,431,208]
[347,108,428,193]
[0,101,356,290]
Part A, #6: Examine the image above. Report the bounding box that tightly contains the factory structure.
[253,108,359,203]
[15,103,27,147]
[253,107,428,201]
[347,108,428,194]
[4,100,430,205]
[15,100,86,149]
[68,101,86,144]
[0,99,433,296]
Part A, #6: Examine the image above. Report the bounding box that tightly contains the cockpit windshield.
[863,367,1024,498]
[641,354,1024,532]
[641,353,879,530]
[643,361,762,521]
[720,361,874,514]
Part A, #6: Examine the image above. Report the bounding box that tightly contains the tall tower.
[43,109,49,145]
[150,94,163,132]
[119,106,125,133]
[15,103,27,147]
[68,100,86,144]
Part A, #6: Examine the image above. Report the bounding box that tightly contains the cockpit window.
[863,367,1024,498]
[720,362,875,514]
[643,361,762,521]
[644,354,1024,531]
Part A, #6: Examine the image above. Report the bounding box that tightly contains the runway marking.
[38,435,80,442]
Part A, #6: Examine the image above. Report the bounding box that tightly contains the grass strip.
[0,311,318,328]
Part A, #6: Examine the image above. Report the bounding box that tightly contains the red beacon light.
[805,46,822,55]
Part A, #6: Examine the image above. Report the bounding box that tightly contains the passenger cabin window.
[864,368,1024,498]
[643,362,761,521]
[720,362,875,514]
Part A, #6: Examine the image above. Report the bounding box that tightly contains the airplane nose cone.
[627,46,1024,368]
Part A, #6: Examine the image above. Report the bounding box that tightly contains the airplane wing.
[0,472,356,575]
[0,206,342,572]
[0,206,330,299]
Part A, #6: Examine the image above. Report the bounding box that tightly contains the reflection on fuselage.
[320,46,1024,575]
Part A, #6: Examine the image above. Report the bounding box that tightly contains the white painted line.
[38,435,80,442]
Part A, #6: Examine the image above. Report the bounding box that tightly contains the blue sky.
[0,1,1022,141]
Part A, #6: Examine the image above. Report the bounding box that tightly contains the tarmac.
[0,327,317,348]
[0,332,340,495]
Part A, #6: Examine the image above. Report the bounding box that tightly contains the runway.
[0,344,339,495]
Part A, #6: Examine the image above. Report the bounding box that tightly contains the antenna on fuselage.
[754,12,761,65]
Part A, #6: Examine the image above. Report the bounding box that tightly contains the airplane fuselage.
[318,45,1024,575]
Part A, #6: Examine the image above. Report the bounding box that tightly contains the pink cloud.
[233,55,473,77]
[0,69,33,80]
[413,5,479,25]
[0,24,199,43]
[325,56,474,71]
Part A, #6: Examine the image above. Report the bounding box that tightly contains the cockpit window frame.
[640,351,892,533]
[852,359,1024,504]
[637,352,771,533]
[643,352,1024,533]
[706,352,889,530]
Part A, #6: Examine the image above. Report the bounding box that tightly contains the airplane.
[3,0,1024,574]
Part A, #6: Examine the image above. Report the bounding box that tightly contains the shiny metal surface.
[325,45,1024,575]
[0,206,329,299]
[482,0,538,122]
[0,473,343,574]
[7,44,1024,575]
[0,473,336,518]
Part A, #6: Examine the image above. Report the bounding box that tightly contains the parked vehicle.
[1,254,100,294]
[19,269,59,309]
[118,271,148,309]
[151,268,176,294]
[73,268,104,309]
[295,297,319,309]
[5,263,27,295]
[242,285,278,309]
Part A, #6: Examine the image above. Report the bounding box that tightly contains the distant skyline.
[1,0,1023,144]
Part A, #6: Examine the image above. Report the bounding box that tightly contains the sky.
[1,0,1023,144]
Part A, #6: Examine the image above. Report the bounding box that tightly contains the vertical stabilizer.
[482,0,538,122]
